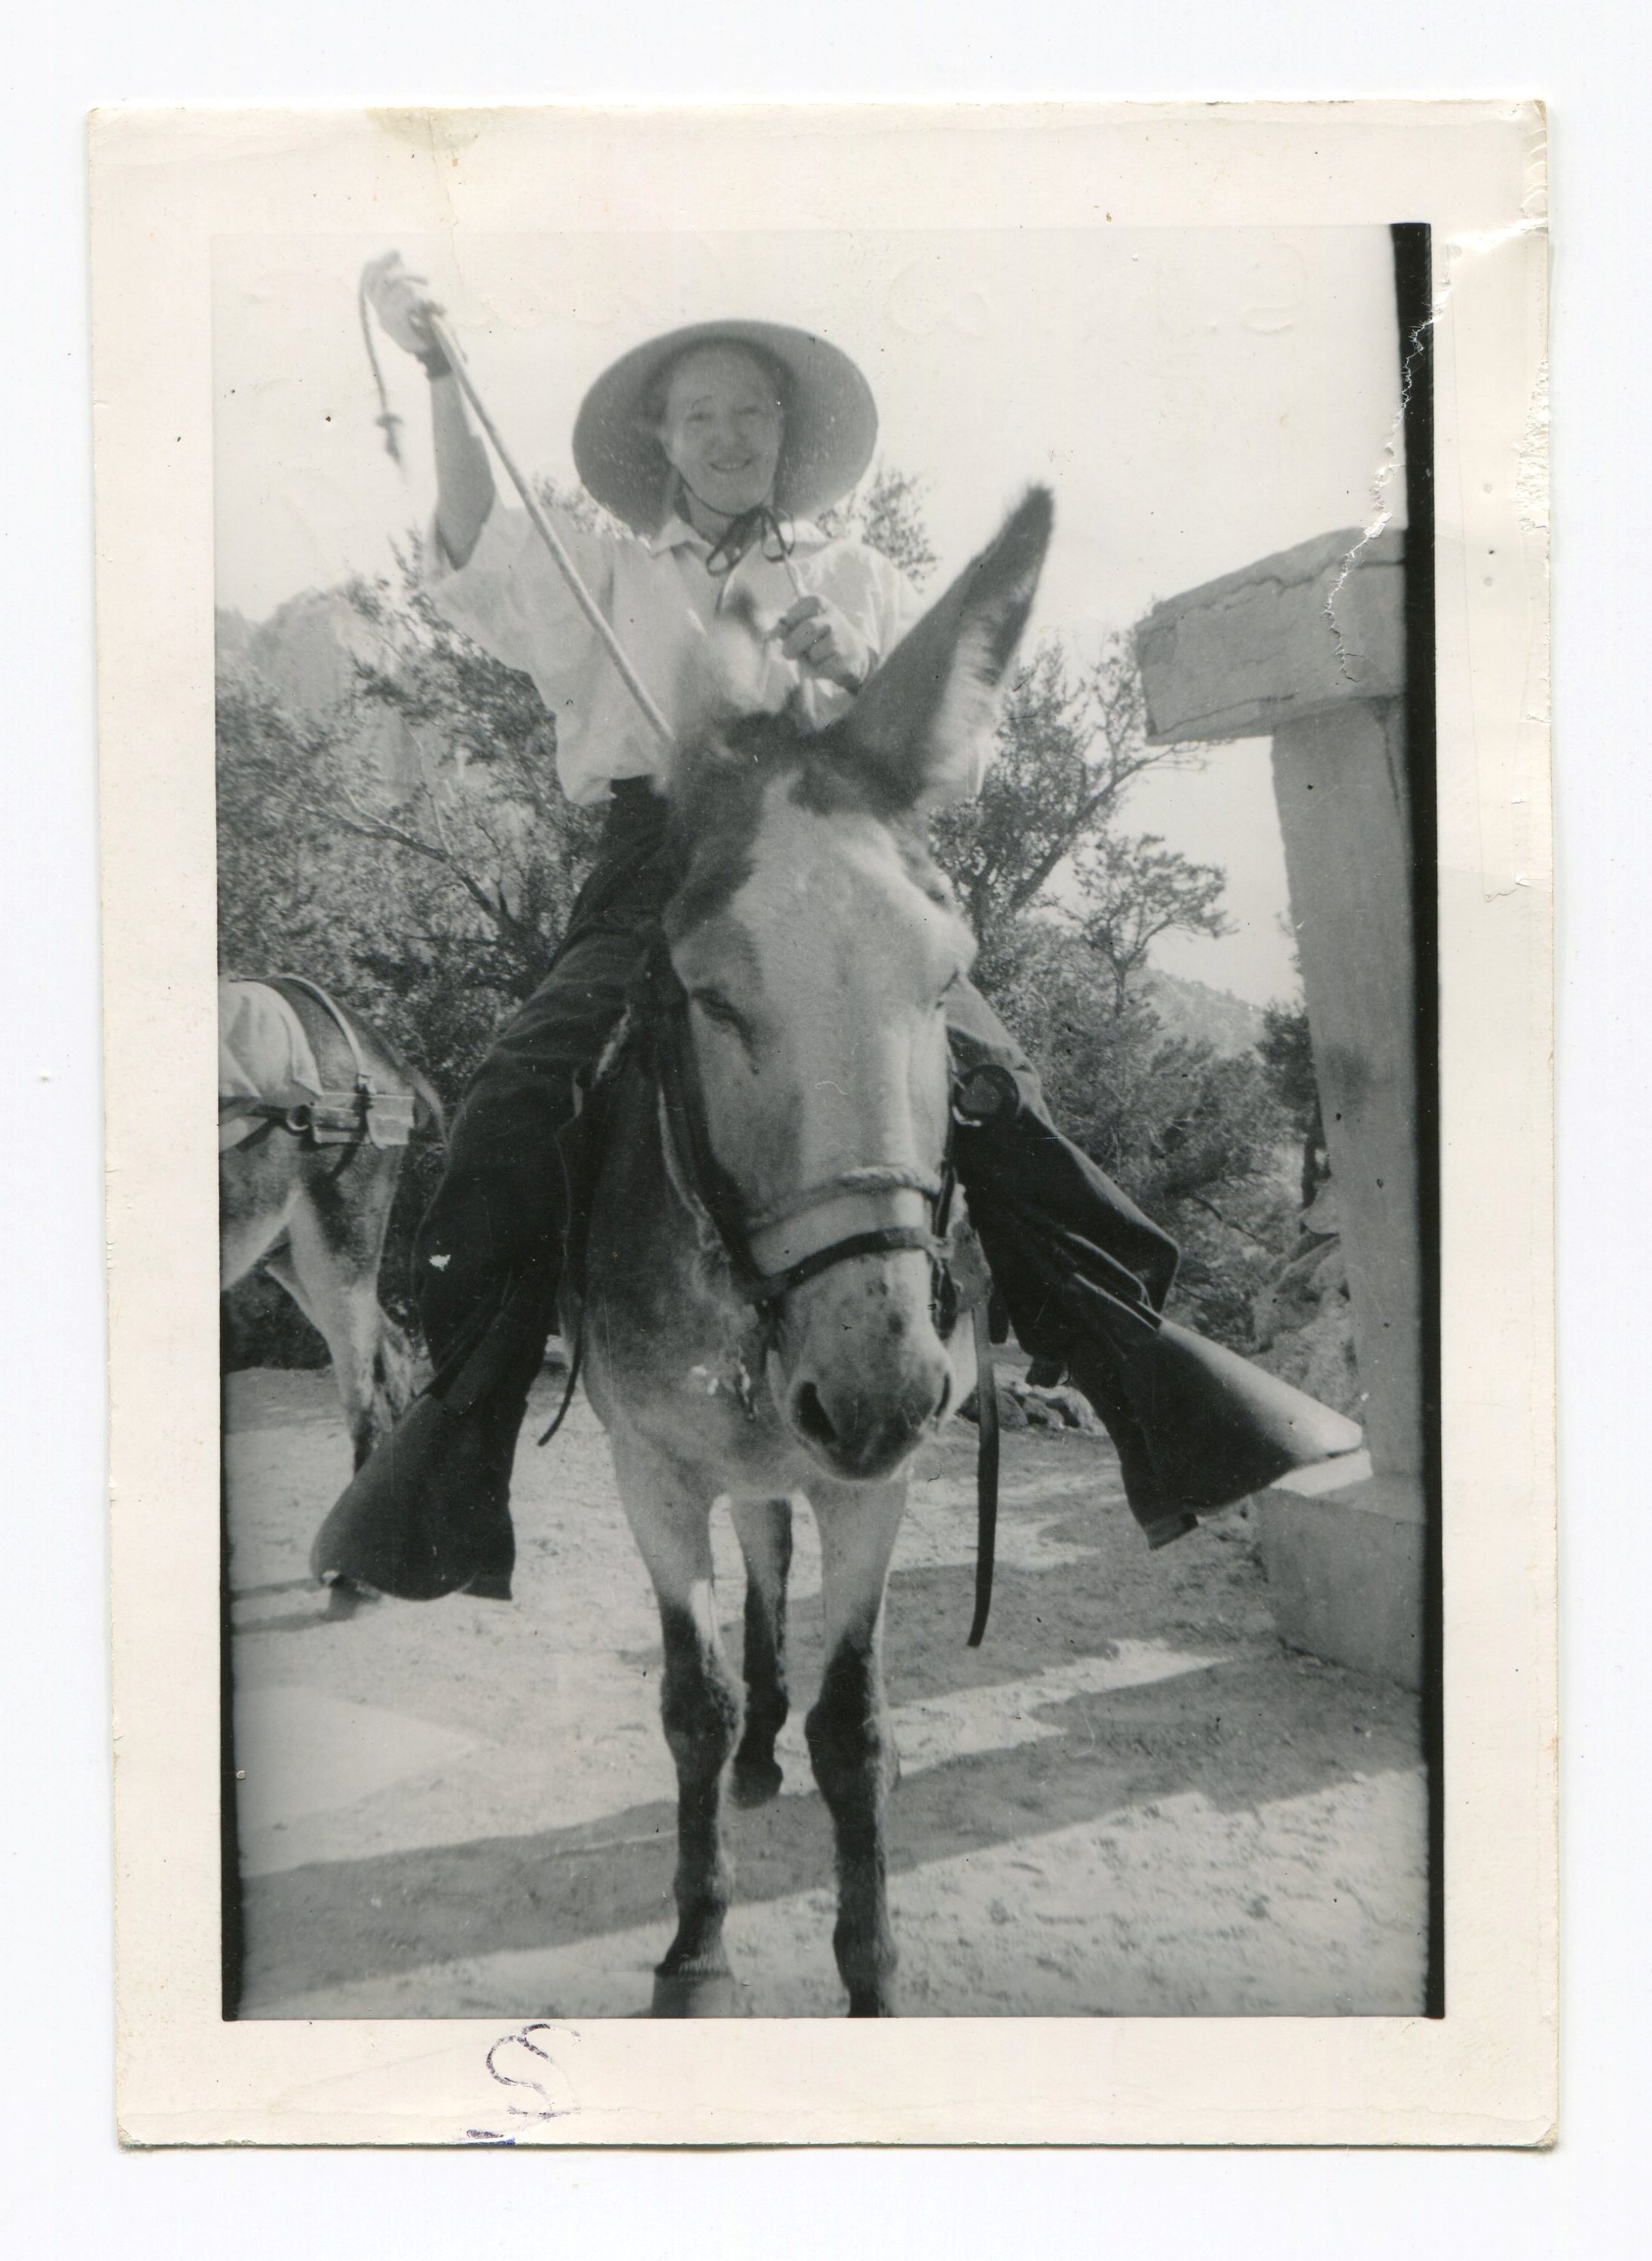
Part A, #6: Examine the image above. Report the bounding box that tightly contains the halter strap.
[744,1164,944,1238]
[644,949,948,1314]
[746,1224,943,1308]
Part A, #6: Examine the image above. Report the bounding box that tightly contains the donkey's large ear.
[835,487,1052,809]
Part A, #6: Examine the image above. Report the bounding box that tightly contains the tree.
[822,484,1299,1339]
[339,549,606,1006]
[1074,831,1232,1014]
[215,543,609,1340]
[980,919,1299,1343]
[1257,1000,1329,1209]
[928,635,1207,963]
[818,466,938,587]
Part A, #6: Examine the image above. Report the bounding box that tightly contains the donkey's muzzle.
[785,1346,952,1482]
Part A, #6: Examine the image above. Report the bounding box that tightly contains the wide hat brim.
[572,319,879,533]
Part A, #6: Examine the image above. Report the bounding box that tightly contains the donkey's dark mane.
[660,708,956,943]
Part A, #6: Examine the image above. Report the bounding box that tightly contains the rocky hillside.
[216,590,430,795]
[1140,969,1270,1057]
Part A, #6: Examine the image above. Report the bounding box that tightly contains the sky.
[215,226,1402,1005]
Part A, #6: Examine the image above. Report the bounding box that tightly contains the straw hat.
[571,319,878,533]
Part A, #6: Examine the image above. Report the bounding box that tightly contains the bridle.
[645,941,959,1322]
[543,925,998,1650]
[537,941,956,1426]
[642,946,999,1645]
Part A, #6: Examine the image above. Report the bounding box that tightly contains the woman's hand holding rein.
[772,592,870,693]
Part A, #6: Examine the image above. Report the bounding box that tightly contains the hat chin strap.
[675,477,798,581]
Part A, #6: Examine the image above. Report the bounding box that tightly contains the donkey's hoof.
[650,1971,742,2018]
[730,1752,784,1807]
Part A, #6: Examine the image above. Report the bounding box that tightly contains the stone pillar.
[1136,527,1425,1688]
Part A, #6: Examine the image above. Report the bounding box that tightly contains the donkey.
[578,490,1052,2016]
[220,981,442,1470]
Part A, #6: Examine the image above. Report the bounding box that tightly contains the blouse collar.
[645,511,831,560]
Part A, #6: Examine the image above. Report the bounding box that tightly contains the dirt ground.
[226,1364,1427,2021]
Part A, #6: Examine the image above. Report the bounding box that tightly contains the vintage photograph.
[94,101,1552,2145]
[214,220,1434,2021]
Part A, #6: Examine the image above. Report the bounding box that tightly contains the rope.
[694,497,803,589]
[359,271,405,469]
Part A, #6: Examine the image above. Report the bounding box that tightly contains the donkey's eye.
[690,990,754,1043]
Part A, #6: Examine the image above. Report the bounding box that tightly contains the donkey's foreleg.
[806,1481,907,2018]
[656,1583,742,1986]
[611,1442,742,2004]
[729,1495,794,1807]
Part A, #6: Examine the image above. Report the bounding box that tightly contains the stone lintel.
[1137,526,1406,745]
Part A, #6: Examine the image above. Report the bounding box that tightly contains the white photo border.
[94,99,1553,2146]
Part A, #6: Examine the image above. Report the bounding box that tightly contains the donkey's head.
[663,489,1052,1481]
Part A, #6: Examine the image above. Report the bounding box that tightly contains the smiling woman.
[646,341,868,689]
[653,344,786,526]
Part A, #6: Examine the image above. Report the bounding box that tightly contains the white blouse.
[426,498,936,806]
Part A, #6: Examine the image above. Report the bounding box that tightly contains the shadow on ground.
[242,1638,1416,2002]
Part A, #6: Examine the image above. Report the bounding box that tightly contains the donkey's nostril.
[934,1369,953,1421]
[794,1381,837,1450]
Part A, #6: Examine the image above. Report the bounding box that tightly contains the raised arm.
[362,253,494,567]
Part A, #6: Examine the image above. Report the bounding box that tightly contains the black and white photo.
[96,103,1553,2143]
